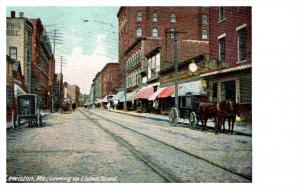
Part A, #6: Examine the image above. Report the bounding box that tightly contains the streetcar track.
[101,109,251,137]
[98,110,250,147]
[79,109,180,183]
[82,109,252,181]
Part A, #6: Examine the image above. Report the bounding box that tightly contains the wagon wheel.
[189,112,198,129]
[38,114,43,127]
[169,107,179,126]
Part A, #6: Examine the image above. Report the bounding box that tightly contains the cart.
[169,94,206,129]
[61,102,71,113]
[16,94,42,127]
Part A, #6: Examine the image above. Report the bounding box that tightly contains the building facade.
[117,7,210,113]
[67,85,80,106]
[93,71,102,102]
[205,6,252,121]
[100,63,122,98]
[30,18,54,109]
[118,7,209,91]
[6,11,33,91]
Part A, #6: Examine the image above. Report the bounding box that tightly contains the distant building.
[67,85,80,106]
[100,63,122,98]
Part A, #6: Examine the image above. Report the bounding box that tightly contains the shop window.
[221,80,236,101]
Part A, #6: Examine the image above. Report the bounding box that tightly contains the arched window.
[137,11,142,22]
[153,12,158,22]
[170,13,176,23]
[136,27,142,38]
[152,27,158,38]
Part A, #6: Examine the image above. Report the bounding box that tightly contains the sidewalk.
[6,109,53,130]
[108,109,252,136]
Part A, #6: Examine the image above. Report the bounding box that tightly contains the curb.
[102,109,252,137]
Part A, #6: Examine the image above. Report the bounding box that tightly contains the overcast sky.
[7,7,119,94]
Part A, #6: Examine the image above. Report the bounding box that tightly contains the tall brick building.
[118,7,209,91]
[204,6,252,121]
[67,85,80,106]
[30,18,54,109]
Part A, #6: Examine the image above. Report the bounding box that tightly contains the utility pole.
[124,62,127,112]
[57,56,67,110]
[48,28,63,112]
[167,29,186,111]
[173,31,179,111]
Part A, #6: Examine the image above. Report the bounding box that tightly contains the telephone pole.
[124,63,127,112]
[48,29,63,112]
[167,29,186,111]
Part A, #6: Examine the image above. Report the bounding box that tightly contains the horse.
[199,103,224,134]
[219,100,240,133]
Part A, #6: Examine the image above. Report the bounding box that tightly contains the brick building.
[100,63,123,98]
[118,7,209,92]
[6,11,33,91]
[67,85,80,106]
[30,18,54,109]
[6,55,27,122]
[204,6,252,121]
[117,7,210,112]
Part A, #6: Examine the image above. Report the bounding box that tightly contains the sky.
[6,7,119,94]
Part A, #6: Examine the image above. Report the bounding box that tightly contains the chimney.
[11,11,15,18]
[19,12,24,18]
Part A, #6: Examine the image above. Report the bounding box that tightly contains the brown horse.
[219,100,240,133]
[199,103,224,134]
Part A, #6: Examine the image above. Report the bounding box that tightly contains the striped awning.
[120,90,137,102]
[149,87,166,100]
[133,86,154,100]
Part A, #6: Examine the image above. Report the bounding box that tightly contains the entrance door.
[221,80,236,101]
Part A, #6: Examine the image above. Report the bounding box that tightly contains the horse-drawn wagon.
[15,94,42,128]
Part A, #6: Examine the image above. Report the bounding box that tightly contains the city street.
[7,108,252,183]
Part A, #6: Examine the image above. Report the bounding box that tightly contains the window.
[170,28,176,38]
[153,12,158,22]
[212,83,218,99]
[202,15,208,24]
[181,96,193,108]
[202,29,208,40]
[152,27,158,38]
[219,7,225,21]
[137,11,142,22]
[219,37,225,62]
[221,80,236,101]
[238,27,246,61]
[27,50,31,62]
[136,27,142,38]
[9,47,17,60]
[170,13,176,23]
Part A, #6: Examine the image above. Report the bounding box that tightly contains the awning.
[172,80,207,96]
[120,90,137,102]
[157,86,175,98]
[148,87,166,100]
[14,84,27,96]
[112,91,125,101]
[133,86,154,100]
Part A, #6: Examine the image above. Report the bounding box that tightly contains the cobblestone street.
[7,108,252,183]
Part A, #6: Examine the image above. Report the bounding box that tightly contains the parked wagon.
[15,94,42,127]
[61,102,71,113]
[169,93,207,129]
